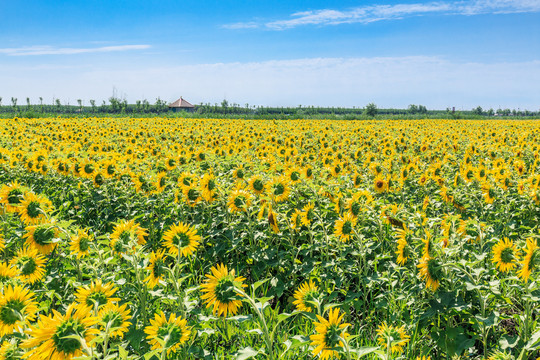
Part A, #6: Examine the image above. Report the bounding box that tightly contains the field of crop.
[0,117,539,360]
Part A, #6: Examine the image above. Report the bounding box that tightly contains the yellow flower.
[374,176,388,193]
[98,303,132,338]
[0,263,18,283]
[395,227,413,266]
[10,247,47,284]
[310,308,350,360]
[376,322,410,355]
[0,181,26,213]
[17,193,53,225]
[334,213,357,242]
[21,303,99,360]
[293,280,319,312]
[248,175,267,196]
[200,263,246,317]
[227,189,252,213]
[518,238,539,282]
[0,285,38,336]
[23,220,59,255]
[69,229,93,259]
[301,203,316,226]
[200,173,218,202]
[75,280,120,310]
[145,311,191,355]
[492,238,519,272]
[144,249,168,288]
[417,256,442,291]
[269,176,291,203]
[162,223,201,258]
[109,219,148,254]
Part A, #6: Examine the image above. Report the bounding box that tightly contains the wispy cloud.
[0,44,151,56]
[225,0,540,30]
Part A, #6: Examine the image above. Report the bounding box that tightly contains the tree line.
[0,96,538,119]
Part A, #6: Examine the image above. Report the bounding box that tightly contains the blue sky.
[1,0,539,109]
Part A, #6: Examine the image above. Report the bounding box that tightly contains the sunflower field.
[0,117,540,360]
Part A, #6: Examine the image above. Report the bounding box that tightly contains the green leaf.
[235,346,260,360]
[352,346,379,358]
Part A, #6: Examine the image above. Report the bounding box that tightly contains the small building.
[168,97,195,112]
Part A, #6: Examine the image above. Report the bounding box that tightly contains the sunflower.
[293,280,319,312]
[92,172,105,188]
[268,206,280,233]
[482,182,495,204]
[21,303,99,360]
[178,172,195,187]
[182,184,202,207]
[145,311,191,355]
[109,219,148,254]
[0,340,21,359]
[287,168,302,184]
[23,220,59,255]
[300,203,316,226]
[81,161,96,178]
[376,322,410,355]
[492,238,519,272]
[248,175,267,196]
[303,165,314,180]
[395,227,413,266]
[10,248,47,284]
[164,157,177,171]
[102,160,117,178]
[290,209,303,230]
[154,172,168,193]
[227,189,252,213]
[0,181,26,213]
[145,249,168,288]
[75,280,120,310]
[421,230,433,259]
[334,213,357,242]
[269,177,291,203]
[0,285,38,336]
[69,229,93,259]
[200,173,218,202]
[517,238,539,282]
[200,263,246,317]
[162,223,201,258]
[309,308,350,360]
[0,263,18,283]
[417,256,442,291]
[17,193,53,225]
[98,303,132,338]
[374,176,388,193]
[232,166,246,180]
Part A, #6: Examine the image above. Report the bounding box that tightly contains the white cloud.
[226,0,540,30]
[1,56,539,110]
[0,44,151,56]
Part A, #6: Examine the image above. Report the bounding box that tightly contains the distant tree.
[408,104,418,114]
[142,99,150,113]
[364,103,377,117]
[418,105,427,114]
[487,108,494,116]
[11,97,17,112]
[39,97,43,112]
[472,106,483,115]
[90,100,96,113]
[135,100,142,113]
[77,99,83,113]
[55,99,61,112]
[109,97,120,113]
[26,97,31,110]
[0,97,2,107]
[221,99,229,113]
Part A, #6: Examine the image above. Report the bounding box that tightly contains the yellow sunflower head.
[144,311,191,355]
[200,263,246,317]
